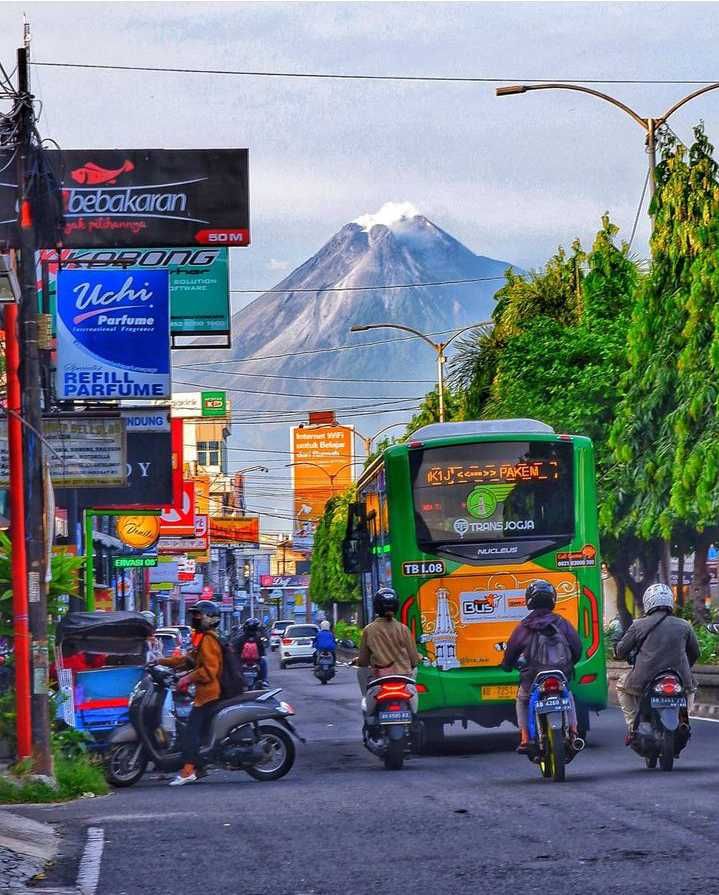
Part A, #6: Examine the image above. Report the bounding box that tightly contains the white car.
[270,619,296,651]
[279,624,319,669]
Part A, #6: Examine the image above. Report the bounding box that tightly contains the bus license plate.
[481,685,517,700]
[378,710,412,724]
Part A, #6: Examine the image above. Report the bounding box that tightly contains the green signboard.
[41,248,230,336]
[114,556,159,569]
[201,390,228,417]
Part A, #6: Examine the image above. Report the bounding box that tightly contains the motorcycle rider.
[615,583,699,743]
[313,620,337,667]
[159,599,223,786]
[357,587,419,692]
[232,618,269,687]
[501,579,582,754]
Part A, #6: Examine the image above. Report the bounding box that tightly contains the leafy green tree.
[308,489,361,608]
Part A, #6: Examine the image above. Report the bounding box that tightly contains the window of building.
[197,441,221,467]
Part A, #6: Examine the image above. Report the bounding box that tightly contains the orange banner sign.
[209,516,260,544]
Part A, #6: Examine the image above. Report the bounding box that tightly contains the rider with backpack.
[501,579,582,754]
[232,618,269,687]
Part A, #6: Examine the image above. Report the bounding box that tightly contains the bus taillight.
[583,586,600,658]
[579,674,597,685]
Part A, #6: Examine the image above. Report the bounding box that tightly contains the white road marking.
[75,827,104,895]
[691,715,719,723]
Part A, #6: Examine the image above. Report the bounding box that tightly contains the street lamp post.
[350,321,492,423]
[285,460,364,494]
[496,81,719,197]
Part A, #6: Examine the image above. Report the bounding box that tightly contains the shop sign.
[116,515,161,550]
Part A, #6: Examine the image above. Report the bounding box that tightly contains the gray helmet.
[643,583,674,615]
[140,610,156,627]
[188,599,221,630]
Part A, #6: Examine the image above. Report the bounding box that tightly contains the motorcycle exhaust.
[571,737,586,752]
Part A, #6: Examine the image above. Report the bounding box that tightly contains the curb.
[0,809,58,892]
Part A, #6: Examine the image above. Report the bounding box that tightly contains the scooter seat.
[210,691,269,715]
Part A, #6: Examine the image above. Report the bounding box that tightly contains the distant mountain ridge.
[178,203,517,453]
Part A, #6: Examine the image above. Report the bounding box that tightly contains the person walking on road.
[159,599,223,786]
[614,583,699,744]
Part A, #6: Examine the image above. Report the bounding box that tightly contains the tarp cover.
[56,611,153,643]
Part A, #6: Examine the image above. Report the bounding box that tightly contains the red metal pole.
[5,301,32,760]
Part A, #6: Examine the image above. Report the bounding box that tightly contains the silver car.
[270,619,296,652]
[279,624,319,669]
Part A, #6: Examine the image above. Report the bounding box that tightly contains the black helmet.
[373,586,399,617]
[188,599,221,631]
[243,617,260,633]
[525,579,557,610]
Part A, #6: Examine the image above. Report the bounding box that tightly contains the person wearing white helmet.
[614,583,699,741]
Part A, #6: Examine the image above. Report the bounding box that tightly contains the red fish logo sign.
[70,160,135,185]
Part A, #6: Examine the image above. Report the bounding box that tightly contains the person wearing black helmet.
[231,617,269,687]
[501,579,581,754]
[159,599,223,785]
[357,587,420,690]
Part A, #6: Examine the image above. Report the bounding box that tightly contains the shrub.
[335,620,362,647]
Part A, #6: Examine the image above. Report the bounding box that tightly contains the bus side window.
[342,502,371,574]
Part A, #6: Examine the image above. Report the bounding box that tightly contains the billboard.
[209,516,260,545]
[160,480,196,537]
[0,148,250,249]
[0,418,126,487]
[171,391,229,419]
[291,426,355,548]
[55,430,172,509]
[42,248,230,336]
[56,268,171,400]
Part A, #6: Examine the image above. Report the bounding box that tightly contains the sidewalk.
[0,810,58,891]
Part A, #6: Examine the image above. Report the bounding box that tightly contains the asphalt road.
[17,654,719,895]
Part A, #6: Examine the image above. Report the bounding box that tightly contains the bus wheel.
[575,704,590,740]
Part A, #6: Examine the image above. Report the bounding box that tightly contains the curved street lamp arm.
[499,82,648,131]
[285,460,327,476]
[352,322,439,351]
[442,320,494,351]
[658,81,719,126]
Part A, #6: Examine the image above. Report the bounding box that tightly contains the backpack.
[219,640,246,698]
[240,639,261,664]
[524,623,574,678]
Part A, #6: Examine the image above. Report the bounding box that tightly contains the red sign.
[170,418,184,510]
[308,411,336,425]
[160,480,195,536]
[209,516,260,544]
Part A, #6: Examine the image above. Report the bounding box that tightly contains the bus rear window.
[410,441,574,547]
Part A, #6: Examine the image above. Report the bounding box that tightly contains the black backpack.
[524,623,574,678]
[218,639,246,698]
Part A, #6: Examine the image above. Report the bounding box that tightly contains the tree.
[308,489,361,609]
[608,125,719,618]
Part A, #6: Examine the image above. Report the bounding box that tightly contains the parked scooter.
[526,669,584,782]
[313,650,336,685]
[104,665,303,787]
[627,668,690,771]
[362,674,417,770]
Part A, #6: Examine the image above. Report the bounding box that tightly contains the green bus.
[344,419,607,744]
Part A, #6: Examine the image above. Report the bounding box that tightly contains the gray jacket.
[615,610,699,694]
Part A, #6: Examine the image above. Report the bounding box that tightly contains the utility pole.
[16,45,52,776]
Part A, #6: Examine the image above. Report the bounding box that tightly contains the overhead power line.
[228,276,507,293]
[171,378,421,400]
[31,62,718,86]
[172,366,435,383]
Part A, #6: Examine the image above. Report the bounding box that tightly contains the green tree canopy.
[308,489,361,608]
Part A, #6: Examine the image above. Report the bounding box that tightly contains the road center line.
[76,827,104,895]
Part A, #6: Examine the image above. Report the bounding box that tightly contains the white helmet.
[320,620,331,631]
[643,583,674,615]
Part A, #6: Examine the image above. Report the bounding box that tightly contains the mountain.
[176,202,517,467]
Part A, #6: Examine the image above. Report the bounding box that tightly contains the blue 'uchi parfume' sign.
[56,267,171,400]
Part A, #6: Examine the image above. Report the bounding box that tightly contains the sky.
[2,0,719,308]
[3,0,719,537]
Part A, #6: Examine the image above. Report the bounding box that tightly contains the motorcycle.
[313,650,336,685]
[104,665,303,787]
[240,662,266,690]
[362,674,417,770]
[526,669,584,782]
[628,668,690,771]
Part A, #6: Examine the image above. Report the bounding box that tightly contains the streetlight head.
[350,324,370,333]
[496,84,528,96]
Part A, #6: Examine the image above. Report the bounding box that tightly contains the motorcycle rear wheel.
[104,743,148,787]
[547,725,566,782]
[245,725,295,782]
[384,737,405,771]
[659,730,675,772]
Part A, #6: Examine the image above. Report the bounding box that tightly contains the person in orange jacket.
[159,600,223,786]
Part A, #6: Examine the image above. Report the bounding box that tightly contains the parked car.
[270,619,296,652]
[280,624,319,669]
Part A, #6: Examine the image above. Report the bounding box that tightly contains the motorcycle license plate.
[378,710,412,724]
[650,696,686,708]
[536,696,571,714]
[319,660,333,668]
